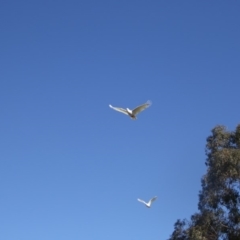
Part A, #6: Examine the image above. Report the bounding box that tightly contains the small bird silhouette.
[137,196,157,208]
[109,100,152,120]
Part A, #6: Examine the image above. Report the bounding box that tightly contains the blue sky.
[1,1,240,239]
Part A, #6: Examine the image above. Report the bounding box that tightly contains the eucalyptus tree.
[168,124,240,240]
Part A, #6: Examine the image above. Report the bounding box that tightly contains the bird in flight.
[109,100,152,120]
[137,196,157,208]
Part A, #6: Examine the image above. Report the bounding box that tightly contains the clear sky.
[1,1,240,240]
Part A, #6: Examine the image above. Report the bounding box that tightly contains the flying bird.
[137,196,157,208]
[109,100,152,120]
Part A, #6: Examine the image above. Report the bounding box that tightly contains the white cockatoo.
[109,100,152,120]
[137,196,157,208]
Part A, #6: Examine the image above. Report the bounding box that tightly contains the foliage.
[168,124,240,240]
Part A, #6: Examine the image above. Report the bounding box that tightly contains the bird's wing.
[132,100,152,115]
[137,198,147,205]
[109,105,128,115]
[149,196,157,205]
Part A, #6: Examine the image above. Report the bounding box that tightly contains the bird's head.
[126,108,132,114]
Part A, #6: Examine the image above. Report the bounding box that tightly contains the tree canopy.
[168,124,240,240]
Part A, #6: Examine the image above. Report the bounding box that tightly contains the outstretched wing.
[109,105,128,115]
[132,100,152,116]
[137,198,147,205]
[149,196,157,205]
